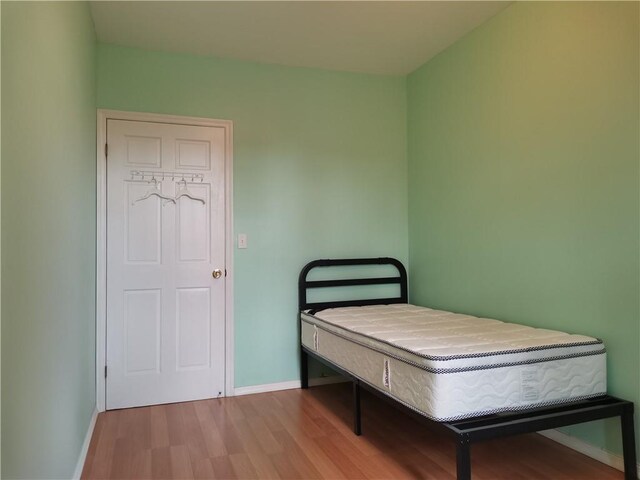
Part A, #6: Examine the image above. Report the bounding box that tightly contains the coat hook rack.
[129,170,205,183]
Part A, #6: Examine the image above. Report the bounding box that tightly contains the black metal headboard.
[298,257,408,313]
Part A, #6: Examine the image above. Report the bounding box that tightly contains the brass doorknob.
[212,269,223,279]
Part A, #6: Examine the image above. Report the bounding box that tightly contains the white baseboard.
[539,429,640,476]
[73,408,98,479]
[233,380,300,396]
[233,375,348,397]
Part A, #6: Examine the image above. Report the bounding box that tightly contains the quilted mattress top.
[301,304,604,370]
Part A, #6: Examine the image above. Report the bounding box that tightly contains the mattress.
[300,304,606,421]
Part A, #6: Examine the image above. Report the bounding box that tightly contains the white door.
[106,119,227,409]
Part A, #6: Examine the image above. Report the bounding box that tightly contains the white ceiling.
[90,1,510,76]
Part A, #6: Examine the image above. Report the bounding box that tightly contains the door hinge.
[105,143,108,157]
[104,365,108,378]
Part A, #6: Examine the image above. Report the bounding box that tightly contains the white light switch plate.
[238,234,247,249]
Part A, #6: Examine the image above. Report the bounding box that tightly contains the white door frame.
[96,109,235,412]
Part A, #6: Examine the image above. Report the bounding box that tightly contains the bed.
[298,257,637,480]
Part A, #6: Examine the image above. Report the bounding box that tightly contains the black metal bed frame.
[298,257,638,480]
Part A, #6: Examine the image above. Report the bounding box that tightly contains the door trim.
[96,109,235,412]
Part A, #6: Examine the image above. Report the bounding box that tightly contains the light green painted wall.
[1,2,97,478]
[0,3,3,473]
[407,1,639,456]
[97,44,408,387]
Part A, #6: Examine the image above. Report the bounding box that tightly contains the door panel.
[124,135,161,167]
[124,289,161,375]
[176,139,211,169]
[176,183,210,262]
[176,287,211,370]
[126,182,162,263]
[106,119,226,409]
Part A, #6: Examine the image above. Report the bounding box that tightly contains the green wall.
[407,1,639,456]
[0,2,3,473]
[97,44,408,387]
[0,1,3,473]
[1,2,97,478]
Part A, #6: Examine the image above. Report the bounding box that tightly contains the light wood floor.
[82,383,623,479]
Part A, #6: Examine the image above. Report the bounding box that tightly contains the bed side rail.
[298,257,408,312]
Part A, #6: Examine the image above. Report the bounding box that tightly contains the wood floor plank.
[411,432,458,474]
[247,452,281,479]
[366,453,421,480]
[260,410,287,435]
[192,457,215,479]
[275,430,324,479]
[271,405,317,440]
[169,444,195,479]
[210,455,236,479]
[246,415,283,455]
[305,390,390,458]
[180,402,210,462]
[193,400,229,458]
[269,452,305,480]
[130,448,153,479]
[109,437,136,480]
[249,392,284,417]
[166,403,187,446]
[271,427,346,480]
[395,446,455,480]
[84,410,122,479]
[151,446,172,479]
[209,402,246,455]
[223,398,246,422]
[81,413,106,479]
[281,401,329,439]
[229,453,259,479]
[82,384,625,480]
[313,434,368,479]
[323,429,403,479]
[229,417,265,455]
[236,395,261,419]
[150,405,170,449]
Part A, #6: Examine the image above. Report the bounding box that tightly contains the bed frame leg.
[300,349,309,389]
[353,380,362,436]
[456,435,471,480]
[621,403,637,480]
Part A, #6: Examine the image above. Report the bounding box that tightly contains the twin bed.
[298,257,637,480]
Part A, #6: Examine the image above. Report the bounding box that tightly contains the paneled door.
[106,119,226,409]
